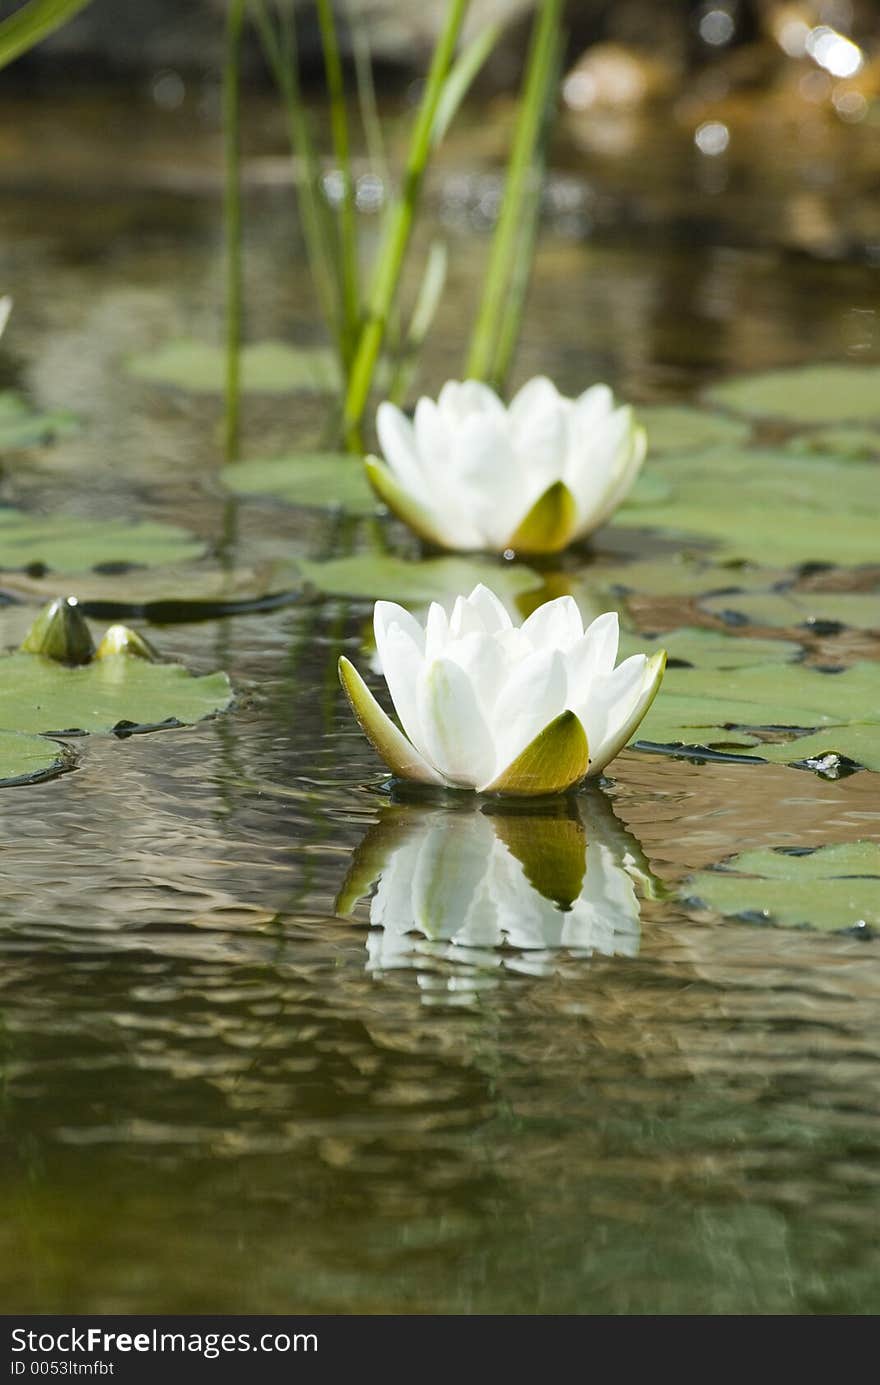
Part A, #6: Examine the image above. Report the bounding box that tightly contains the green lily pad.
[612,447,880,566]
[686,842,880,932]
[1,557,301,619]
[617,471,673,507]
[593,557,781,600]
[703,364,880,424]
[783,425,880,461]
[0,728,72,786]
[700,589,880,632]
[125,339,340,394]
[760,724,880,772]
[620,626,801,670]
[637,404,751,455]
[0,511,205,574]
[298,553,543,606]
[0,391,79,450]
[220,453,380,515]
[636,660,880,753]
[0,653,233,735]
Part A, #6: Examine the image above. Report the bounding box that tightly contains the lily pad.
[220,454,380,515]
[0,391,79,449]
[0,653,233,735]
[783,425,880,461]
[1,557,302,620]
[637,404,751,455]
[700,589,880,633]
[703,364,880,425]
[298,553,543,606]
[125,339,340,394]
[636,660,880,753]
[0,728,72,786]
[686,842,880,932]
[0,511,205,574]
[620,625,801,670]
[592,558,781,600]
[617,471,673,507]
[760,724,880,773]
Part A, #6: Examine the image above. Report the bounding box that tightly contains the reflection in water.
[337,790,654,983]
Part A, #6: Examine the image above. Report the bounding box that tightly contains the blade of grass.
[431,18,503,146]
[223,0,247,462]
[316,0,360,366]
[386,239,448,405]
[342,0,471,452]
[0,0,94,70]
[251,0,346,369]
[489,20,563,391]
[347,1,388,182]
[466,0,563,383]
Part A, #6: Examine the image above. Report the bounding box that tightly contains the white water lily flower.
[339,583,665,796]
[365,376,647,555]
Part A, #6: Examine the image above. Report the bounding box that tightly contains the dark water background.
[0,81,878,1314]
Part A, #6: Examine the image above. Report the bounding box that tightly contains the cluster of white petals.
[340,584,664,796]
[367,376,646,554]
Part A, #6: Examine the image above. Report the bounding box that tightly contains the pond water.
[0,84,879,1314]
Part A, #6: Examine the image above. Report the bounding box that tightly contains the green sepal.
[338,655,445,786]
[481,710,589,797]
[364,456,451,548]
[19,597,95,665]
[508,480,578,555]
[95,624,161,662]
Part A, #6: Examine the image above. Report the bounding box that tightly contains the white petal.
[374,621,432,764]
[413,396,452,469]
[374,600,425,659]
[576,654,647,771]
[376,402,428,500]
[566,611,620,695]
[452,412,525,548]
[512,395,569,500]
[491,647,568,774]
[587,421,647,531]
[465,583,514,634]
[567,406,634,531]
[416,657,497,787]
[586,652,664,777]
[520,595,585,653]
[509,375,561,426]
[445,630,508,721]
[424,602,450,661]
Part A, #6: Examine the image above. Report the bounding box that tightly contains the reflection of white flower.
[339,584,665,796]
[0,297,11,341]
[338,794,650,980]
[365,377,646,555]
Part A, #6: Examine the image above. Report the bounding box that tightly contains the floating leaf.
[0,728,72,787]
[125,339,340,394]
[686,843,880,932]
[783,425,880,461]
[0,391,79,450]
[298,553,543,606]
[588,557,783,600]
[703,364,880,424]
[760,724,880,773]
[221,453,380,515]
[0,511,204,574]
[637,404,750,455]
[0,653,233,735]
[620,625,801,670]
[618,471,673,506]
[700,589,880,633]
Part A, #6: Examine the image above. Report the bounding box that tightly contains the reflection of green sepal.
[508,480,577,556]
[20,597,95,665]
[338,656,445,786]
[493,809,586,907]
[95,624,160,662]
[364,456,450,549]
[481,710,590,797]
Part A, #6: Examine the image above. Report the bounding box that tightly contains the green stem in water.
[342,0,471,452]
[316,0,360,367]
[466,0,563,384]
[223,0,247,462]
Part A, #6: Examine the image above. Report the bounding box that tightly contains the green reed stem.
[348,4,388,180]
[342,0,471,452]
[0,0,94,70]
[316,0,360,366]
[252,0,345,367]
[223,0,246,461]
[466,0,563,383]
[489,23,563,391]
